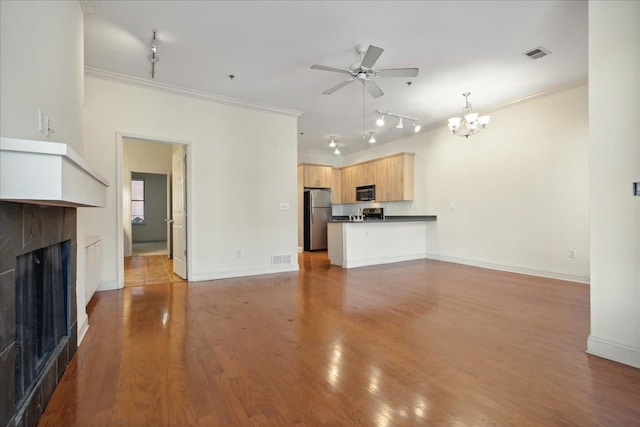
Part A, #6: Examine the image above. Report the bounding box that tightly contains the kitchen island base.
[328,220,433,269]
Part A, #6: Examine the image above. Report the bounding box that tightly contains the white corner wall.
[0,1,93,340]
[340,83,590,283]
[0,0,84,155]
[82,75,299,288]
[587,1,640,368]
[122,138,173,257]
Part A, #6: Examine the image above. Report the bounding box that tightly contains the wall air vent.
[272,254,291,266]
[523,47,551,60]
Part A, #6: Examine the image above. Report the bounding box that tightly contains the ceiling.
[83,1,588,156]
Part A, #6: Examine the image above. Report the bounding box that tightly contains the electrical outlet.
[569,249,577,259]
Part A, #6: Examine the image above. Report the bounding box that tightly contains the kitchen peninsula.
[327,215,436,269]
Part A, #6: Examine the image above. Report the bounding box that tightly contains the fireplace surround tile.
[0,201,77,427]
[0,344,16,427]
[0,202,21,274]
[0,270,15,352]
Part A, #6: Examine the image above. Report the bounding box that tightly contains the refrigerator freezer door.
[310,189,332,208]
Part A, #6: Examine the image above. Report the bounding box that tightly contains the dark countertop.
[329,215,437,223]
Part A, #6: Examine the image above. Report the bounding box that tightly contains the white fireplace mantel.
[0,137,109,207]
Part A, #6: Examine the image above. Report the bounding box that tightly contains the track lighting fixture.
[376,111,420,133]
[334,146,341,155]
[148,29,160,79]
[328,136,336,148]
[368,132,376,144]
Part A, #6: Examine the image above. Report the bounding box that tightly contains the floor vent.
[272,254,291,266]
[523,46,551,60]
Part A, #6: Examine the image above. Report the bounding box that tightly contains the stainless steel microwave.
[356,185,376,201]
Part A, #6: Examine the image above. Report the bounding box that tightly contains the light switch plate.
[279,202,289,211]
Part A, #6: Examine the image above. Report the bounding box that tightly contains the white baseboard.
[77,313,90,345]
[97,280,119,291]
[587,335,640,369]
[343,253,427,269]
[425,254,590,284]
[190,264,299,282]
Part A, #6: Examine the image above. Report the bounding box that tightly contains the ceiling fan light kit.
[448,92,490,138]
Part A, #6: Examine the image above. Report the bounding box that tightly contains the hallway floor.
[124,255,185,287]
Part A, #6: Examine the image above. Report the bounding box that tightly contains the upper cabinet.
[337,152,414,204]
[340,166,358,204]
[300,164,332,188]
[375,153,414,202]
[331,168,341,204]
[299,153,413,204]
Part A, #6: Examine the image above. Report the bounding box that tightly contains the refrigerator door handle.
[311,209,314,224]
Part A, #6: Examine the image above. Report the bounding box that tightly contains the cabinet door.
[340,166,357,204]
[331,168,341,204]
[357,162,375,187]
[374,154,414,201]
[375,158,392,202]
[303,165,332,188]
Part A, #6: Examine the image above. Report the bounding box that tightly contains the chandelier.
[448,92,490,138]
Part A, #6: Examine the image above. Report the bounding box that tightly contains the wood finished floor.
[40,253,640,426]
[124,255,185,288]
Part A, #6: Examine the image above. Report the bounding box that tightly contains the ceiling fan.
[311,45,419,98]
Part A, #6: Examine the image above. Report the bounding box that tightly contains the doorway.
[117,134,190,289]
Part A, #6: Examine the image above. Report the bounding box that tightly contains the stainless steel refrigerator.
[304,189,332,251]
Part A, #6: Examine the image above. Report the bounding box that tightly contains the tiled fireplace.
[0,202,78,427]
[0,138,109,427]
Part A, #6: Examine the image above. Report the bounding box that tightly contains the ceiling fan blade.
[311,65,352,74]
[360,45,384,69]
[376,68,419,78]
[322,79,354,95]
[364,79,384,98]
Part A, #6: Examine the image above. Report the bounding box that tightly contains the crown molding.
[79,0,96,15]
[84,67,303,117]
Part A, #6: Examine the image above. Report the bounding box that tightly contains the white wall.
[336,83,590,283]
[0,1,94,341]
[0,0,84,154]
[83,75,299,288]
[587,1,640,368]
[122,138,173,256]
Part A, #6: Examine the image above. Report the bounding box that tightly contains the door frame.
[116,132,192,289]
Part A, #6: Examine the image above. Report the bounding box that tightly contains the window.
[131,178,145,223]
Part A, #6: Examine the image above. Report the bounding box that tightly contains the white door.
[172,145,187,279]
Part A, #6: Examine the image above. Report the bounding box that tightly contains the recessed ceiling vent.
[523,47,551,60]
